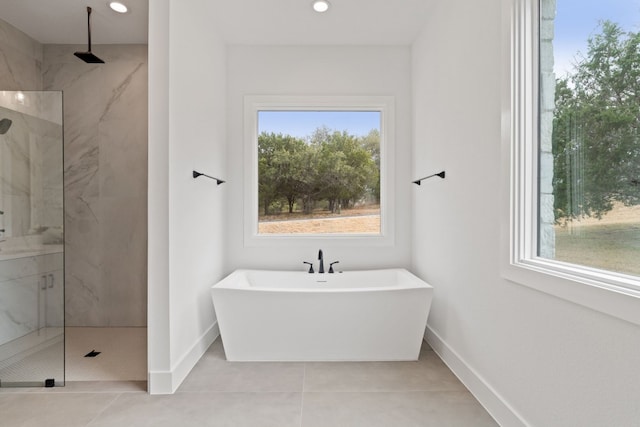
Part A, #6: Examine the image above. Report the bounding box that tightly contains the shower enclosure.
[0,91,64,387]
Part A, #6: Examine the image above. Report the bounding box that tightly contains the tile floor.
[0,327,147,386]
[0,338,499,427]
[65,327,147,382]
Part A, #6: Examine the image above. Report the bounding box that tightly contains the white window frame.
[243,95,395,248]
[501,0,640,325]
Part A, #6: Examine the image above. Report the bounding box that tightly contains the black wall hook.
[193,170,225,185]
[412,171,445,185]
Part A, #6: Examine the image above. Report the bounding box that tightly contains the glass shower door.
[0,91,64,387]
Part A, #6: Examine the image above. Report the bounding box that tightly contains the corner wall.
[148,0,227,394]
[411,0,640,425]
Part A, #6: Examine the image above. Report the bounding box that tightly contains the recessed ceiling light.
[109,1,128,13]
[312,0,330,13]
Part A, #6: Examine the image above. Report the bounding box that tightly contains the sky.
[554,0,640,77]
[258,111,380,139]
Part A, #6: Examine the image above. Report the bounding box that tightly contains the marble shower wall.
[0,21,45,239]
[43,45,148,327]
[0,98,63,240]
[0,19,43,90]
[1,20,147,327]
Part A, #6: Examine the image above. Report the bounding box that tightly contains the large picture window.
[257,111,381,235]
[505,0,640,312]
[538,0,640,279]
[244,95,395,246]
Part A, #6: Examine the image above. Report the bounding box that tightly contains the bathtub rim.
[212,268,433,293]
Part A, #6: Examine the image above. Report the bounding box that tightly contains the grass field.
[258,203,639,276]
[259,206,380,234]
[554,204,640,276]
[259,215,380,234]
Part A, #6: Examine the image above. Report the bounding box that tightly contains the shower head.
[74,51,105,63]
[74,7,105,64]
[0,119,12,135]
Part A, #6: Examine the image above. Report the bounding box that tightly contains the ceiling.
[0,0,432,46]
[208,0,433,45]
[1,0,149,44]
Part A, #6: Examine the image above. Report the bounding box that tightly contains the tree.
[258,132,308,214]
[258,126,380,216]
[553,21,640,222]
[312,130,377,212]
[258,133,280,215]
[360,129,381,203]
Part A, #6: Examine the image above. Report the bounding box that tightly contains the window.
[538,0,640,279]
[244,95,395,246]
[505,0,640,321]
[257,111,381,235]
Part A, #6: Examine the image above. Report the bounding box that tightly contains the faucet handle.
[329,261,340,273]
[303,261,314,274]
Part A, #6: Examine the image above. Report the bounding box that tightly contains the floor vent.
[84,350,101,358]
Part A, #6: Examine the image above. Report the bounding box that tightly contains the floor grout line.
[1,338,498,426]
[300,363,306,427]
[80,391,123,427]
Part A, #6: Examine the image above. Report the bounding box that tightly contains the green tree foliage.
[258,127,379,216]
[361,129,381,202]
[258,133,308,214]
[553,21,640,221]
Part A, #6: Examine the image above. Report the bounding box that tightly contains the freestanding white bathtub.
[211,269,433,361]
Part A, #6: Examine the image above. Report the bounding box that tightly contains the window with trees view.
[257,111,381,234]
[244,95,394,242]
[539,0,640,278]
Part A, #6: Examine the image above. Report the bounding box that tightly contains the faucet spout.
[318,249,324,273]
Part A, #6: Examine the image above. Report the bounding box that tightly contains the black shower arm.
[412,171,445,185]
[193,170,225,185]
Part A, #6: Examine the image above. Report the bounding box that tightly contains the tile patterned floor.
[0,339,499,427]
[0,327,147,386]
[65,327,147,381]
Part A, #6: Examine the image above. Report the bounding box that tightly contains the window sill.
[502,259,640,326]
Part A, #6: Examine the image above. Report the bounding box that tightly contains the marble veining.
[100,62,145,122]
[1,20,148,329]
[0,276,38,344]
[0,84,63,251]
[44,44,148,327]
[0,20,43,91]
[0,250,63,347]
[0,20,148,332]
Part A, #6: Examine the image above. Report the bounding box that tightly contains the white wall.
[147,1,640,417]
[412,0,640,426]
[225,46,412,272]
[148,0,227,394]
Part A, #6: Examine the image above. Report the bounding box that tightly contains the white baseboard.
[424,326,528,427]
[148,321,219,394]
